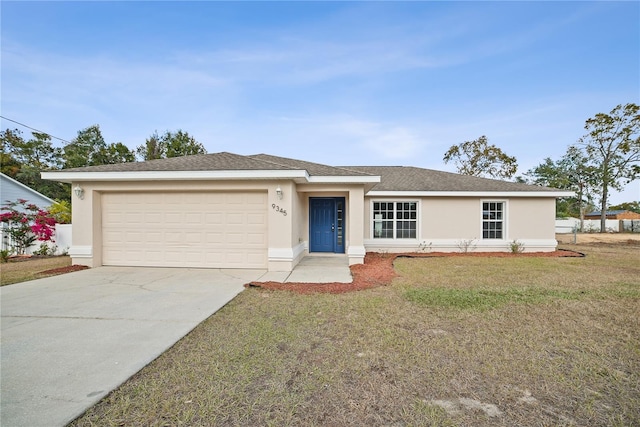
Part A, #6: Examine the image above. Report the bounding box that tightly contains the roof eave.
[41,170,381,185]
[41,170,310,183]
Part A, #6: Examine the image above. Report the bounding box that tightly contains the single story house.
[42,152,572,271]
[585,210,640,220]
[1,172,54,210]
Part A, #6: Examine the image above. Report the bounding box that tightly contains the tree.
[0,128,24,177]
[164,130,206,157]
[63,125,135,168]
[136,132,164,160]
[63,125,106,168]
[1,128,70,201]
[443,135,517,180]
[579,103,640,233]
[136,129,206,161]
[526,146,599,228]
[100,142,136,164]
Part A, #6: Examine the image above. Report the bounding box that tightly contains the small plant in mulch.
[247,249,584,295]
[509,239,525,253]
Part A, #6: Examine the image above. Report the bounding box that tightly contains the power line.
[0,115,72,144]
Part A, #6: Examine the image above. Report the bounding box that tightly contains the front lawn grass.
[0,256,71,286]
[70,244,639,427]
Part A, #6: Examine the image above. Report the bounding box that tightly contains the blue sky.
[2,1,638,204]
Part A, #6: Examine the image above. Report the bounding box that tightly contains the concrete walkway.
[260,255,352,283]
[0,267,266,427]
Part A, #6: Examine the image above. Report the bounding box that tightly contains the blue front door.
[310,198,345,253]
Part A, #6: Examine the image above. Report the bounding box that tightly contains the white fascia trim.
[367,190,574,198]
[41,170,309,183]
[307,176,381,184]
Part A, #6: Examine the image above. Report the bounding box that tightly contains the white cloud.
[332,118,424,161]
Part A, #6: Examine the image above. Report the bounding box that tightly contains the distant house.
[585,210,640,220]
[0,173,54,210]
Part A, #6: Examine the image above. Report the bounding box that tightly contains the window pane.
[482,201,504,239]
[374,200,417,239]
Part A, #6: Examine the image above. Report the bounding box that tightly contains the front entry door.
[309,198,345,253]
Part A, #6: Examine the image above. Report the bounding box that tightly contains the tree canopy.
[63,125,135,168]
[2,124,207,202]
[443,135,518,180]
[1,128,69,201]
[525,146,599,221]
[136,130,206,161]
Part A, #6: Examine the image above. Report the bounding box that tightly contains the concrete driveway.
[0,266,266,427]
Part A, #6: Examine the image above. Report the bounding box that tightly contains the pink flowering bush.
[0,199,57,255]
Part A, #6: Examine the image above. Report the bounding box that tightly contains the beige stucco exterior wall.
[507,198,556,240]
[69,178,559,270]
[363,196,558,253]
[421,197,479,239]
[69,179,370,271]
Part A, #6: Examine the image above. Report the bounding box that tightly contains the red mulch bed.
[38,265,90,276]
[247,249,584,295]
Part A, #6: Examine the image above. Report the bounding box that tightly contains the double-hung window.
[373,201,417,239]
[482,201,504,239]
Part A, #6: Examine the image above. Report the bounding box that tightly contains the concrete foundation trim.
[365,238,559,253]
[267,243,306,271]
[69,245,92,258]
[268,243,305,261]
[347,245,366,265]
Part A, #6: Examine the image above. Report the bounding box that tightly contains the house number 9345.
[272,204,287,216]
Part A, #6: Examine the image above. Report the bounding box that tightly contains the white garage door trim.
[102,191,268,269]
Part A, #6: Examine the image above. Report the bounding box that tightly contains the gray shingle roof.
[53,152,563,193]
[341,166,562,192]
[62,152,294,173]
[249,154,373,177]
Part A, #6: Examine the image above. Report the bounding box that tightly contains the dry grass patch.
[0,256,73,286]
[71,243,639,427]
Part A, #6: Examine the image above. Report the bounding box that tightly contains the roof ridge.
[247,153,301,170]
[249,154,375,176]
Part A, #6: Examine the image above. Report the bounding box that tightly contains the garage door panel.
[102,192,267,269]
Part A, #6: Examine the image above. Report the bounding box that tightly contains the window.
[373,201,417,239]
[482,201,503,239]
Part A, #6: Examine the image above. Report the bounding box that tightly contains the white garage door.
[102,192,267,269]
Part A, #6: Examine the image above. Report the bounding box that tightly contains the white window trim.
[370,199,420,241]
[481,199,507,240]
